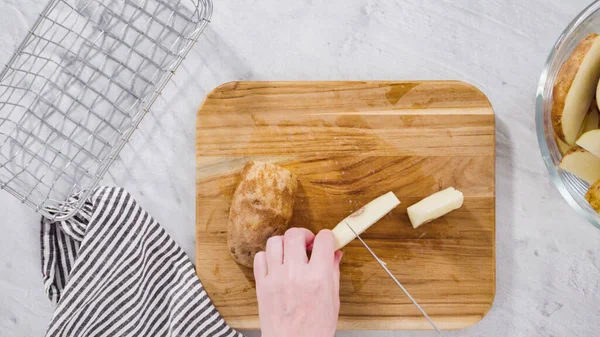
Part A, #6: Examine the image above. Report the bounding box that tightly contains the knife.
[343,221,443,335]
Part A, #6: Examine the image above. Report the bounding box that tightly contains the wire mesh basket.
[0,0,212,220]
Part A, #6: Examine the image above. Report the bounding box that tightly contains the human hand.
[254,228,343,337]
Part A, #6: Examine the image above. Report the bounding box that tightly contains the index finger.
[309,229,337,268]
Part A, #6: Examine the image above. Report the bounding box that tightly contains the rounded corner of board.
[211,81,241,95]
[197,81,241,114]
[454,80,494,112]
[456,292,497,331]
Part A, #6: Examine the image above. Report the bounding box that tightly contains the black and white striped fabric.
[40,186,244,337]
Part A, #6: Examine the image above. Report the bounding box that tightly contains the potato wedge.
[585,179,600,213]
[576,129,600,157]
[583,103,600,132]
[558,146,600,184]
[553,33,600,145]
[407,187,464,228]
[331,192,400,250]
[555,134,574,156]
[558,103,600,155]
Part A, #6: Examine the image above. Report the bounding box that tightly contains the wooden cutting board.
[196,81,495,330]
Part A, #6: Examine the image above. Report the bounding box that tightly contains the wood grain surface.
[196,81,495,330]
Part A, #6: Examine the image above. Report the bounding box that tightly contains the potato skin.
[552,33,598,143]
[227,161,298,268]
[562,145,586,157]
[554,133,572,155]
[586,179,600,214]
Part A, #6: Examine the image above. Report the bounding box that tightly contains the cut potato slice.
[583,103,600,132]
[585,179,600,213]
[331,192,400,250]
[559,104,600,155]
[576,129,600,157]
[558,146,600,184]
[555,134,574,155]
[553,33,600,145]
[407,187,464,228]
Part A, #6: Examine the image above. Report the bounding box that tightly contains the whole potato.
[227,161,298,268]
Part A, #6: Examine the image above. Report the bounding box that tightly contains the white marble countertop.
[1,0,600,336]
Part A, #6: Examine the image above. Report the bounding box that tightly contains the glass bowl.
[536,0,600,227]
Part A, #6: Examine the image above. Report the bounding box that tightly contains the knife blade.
[343,221,443,335]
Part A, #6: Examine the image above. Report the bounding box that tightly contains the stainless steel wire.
[0,0,212,220]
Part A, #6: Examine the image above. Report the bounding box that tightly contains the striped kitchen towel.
[40,186,244,337]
